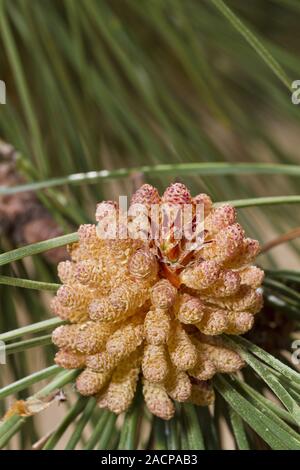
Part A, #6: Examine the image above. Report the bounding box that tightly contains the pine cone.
[51,183,264,419]
[0,144,67,264]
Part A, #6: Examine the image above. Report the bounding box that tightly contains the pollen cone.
[52,183,263,419]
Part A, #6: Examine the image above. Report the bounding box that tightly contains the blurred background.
[0,0,299,254]
[0,0,300,449]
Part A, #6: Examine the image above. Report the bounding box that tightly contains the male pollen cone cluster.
[51,183,264,420]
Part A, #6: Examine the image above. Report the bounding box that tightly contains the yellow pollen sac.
[89,280,149,322]
[54,350,86,369]
[195,308,228,336]
[128,248,158,282]
[167,322,198,370]
[50,296,89,323]
[188,382,215,406]
[209,285,263,314]
[52,322,115,354]
[203,223,245,264]
[57,260,76,284]
[192,335,245,376]
[189,360,216,381]
[239,266,265,288]
[143,380,175,420]
[150,279,177,309]
[225,310,255,335]
[142,344,169,383]
[225,238,260,269]
[51,183,263,419]
[176,294,205,324]
[86,350,117,373]
[201,269,241,297]
[180,260,220,290]
[204,204,236,236]
[106,317,144,361]
[52,324,79,350]
[104,350,141,414]
[164,367,192,402]
[75,322,116,354]
[56,284,93,315]
[192,193,212,216]
[76,369,111,396]
[75,259,108,291]
[144,308,171,345]
[77,224,104,258]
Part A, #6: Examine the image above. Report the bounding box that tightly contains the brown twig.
[260,227,300,254]
[32,430,54,450]
[0,139,68,263]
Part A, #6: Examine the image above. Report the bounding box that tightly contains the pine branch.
[0,275,60,291]
[1,162,300,195]
[0,233,78,266]
[0,365,61,400]
[210,0,291,89]
[0,318,64,343]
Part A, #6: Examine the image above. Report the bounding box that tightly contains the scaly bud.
[168,322,198,370]
[86,350,117,373]
[204,204,236,235]
[76,369,111,396]
[54,350,86,369]
[176,294,205,324]
[144,308,171,345]
[180,260,220,290]
[150,279,177,309]
[225,310,255,334]
[196,308,228,336]
[192,193,212,216]
[162,183,191,205]
[165,367,192,402]
[128,248,158,282]
[143,380,175,420]
[142,344,169,383]
[203,223,245,264]
[89,280,149,322]
[239,266,264,288]
[105,350,141,414]
[57,260,76,284]
[106,317,144,361]
[130,184,160,208]
[188,382,215,406]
